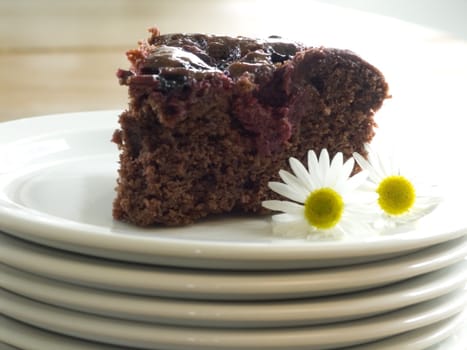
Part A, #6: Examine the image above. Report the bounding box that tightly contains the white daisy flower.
[353,144,442,229]
[262,149,377,240]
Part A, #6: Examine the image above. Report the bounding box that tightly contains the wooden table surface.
[1,0,467,192]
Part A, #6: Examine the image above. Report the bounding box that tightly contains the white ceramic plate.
[2,312,466,350]
[2,260,466,328]
[346,309,467,350]
[2,232,467,301]
[0,111,466,270]
[2,285,466,350]
[0,340,20,350]
[0,316,132,350]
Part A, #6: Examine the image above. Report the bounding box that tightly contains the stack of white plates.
[1,111,467,350]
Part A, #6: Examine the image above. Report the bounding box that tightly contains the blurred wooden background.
[1,0,466,144]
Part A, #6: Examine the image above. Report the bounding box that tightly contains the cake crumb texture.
[113,29,389,226]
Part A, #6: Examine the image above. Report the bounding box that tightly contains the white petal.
[307,150,319,170]
[334,157,355,192]
[373,143,400,176]
[319,149,330,181]
[307,150,322,187]
[364,144,390,179]
[262,200,285,212]
[273,220,310,237]
[268,182,307,203]
[270,212,302,223]
[393,198,441,225]
[262,200,304,215]
[353,152,370,171]
[373,147,393,178]
[325,152,344,188]
[344,170,370,192]
[347,189,378,204]
[271,213,310,236]
[353,151,383,184]
[289,157,314,191]
[278,170,307,193]
[344,202,379,220]
[330,151,343,169]
[341,157,355,180]
[416,195,443,208]
[339,217,375,237]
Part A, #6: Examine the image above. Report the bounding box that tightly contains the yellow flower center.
[304,188,344,229]
[376,175,416,215]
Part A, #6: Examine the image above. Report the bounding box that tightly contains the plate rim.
[2,311,465,350]
[2,260,466,327]
[2,232,467,300]
[2,285,466,349]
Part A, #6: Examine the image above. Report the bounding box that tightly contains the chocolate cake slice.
[113,27,389,226]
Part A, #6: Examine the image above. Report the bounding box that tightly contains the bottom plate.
[0,342,21,350]
[2,285,466,350]
[1,309,466,350]
[0,316,130,350]
[347,310,467,350]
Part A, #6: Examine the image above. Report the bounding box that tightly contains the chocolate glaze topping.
[118,30,311,154]
[143,45,219,72]
[120,31,303,83]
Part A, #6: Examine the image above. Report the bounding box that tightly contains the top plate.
[0,111,466,270]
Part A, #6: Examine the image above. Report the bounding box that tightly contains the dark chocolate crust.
[113,29,389,226]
